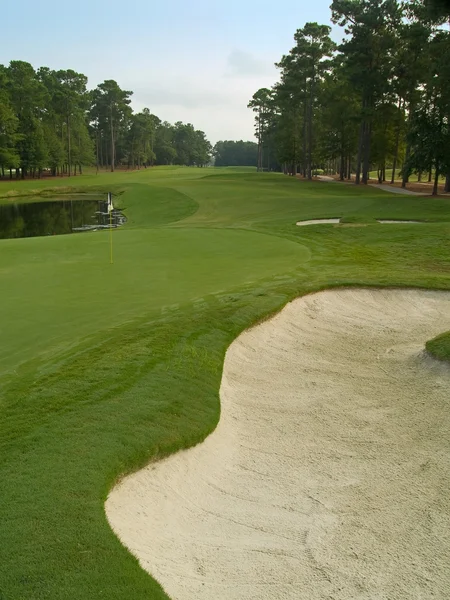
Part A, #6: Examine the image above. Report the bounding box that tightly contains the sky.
[1,0,342,144]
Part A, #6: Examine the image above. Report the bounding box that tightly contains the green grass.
[426,331,450,362]
[1,167,450,599]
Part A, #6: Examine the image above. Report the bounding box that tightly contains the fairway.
[1,168,450,599]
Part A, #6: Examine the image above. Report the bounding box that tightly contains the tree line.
[0,61,212,179]
[213,140,258,167]
[248,0,450,194]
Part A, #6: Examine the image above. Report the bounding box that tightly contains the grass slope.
[1,168,450,599]
[426,331,450,362]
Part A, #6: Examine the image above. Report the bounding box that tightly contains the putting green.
[0,228,308,374]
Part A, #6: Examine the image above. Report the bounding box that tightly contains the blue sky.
[1,0,341,143]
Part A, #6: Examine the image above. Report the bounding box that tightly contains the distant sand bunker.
[296,218,425,226]
[296,218,340,225]
[106,289,450,600]
[377,219,422,224]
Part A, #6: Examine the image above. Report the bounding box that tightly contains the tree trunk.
[428,167,432,183]
[418,170,422,182]
[432,162,440,196]
[362,121,372,185]
[9,168,12,179]
[67,115,71,177]
[444,172,450,193]
[307,93,313,180]
[257,110,262,172]
[390,99,403,184]
[401,99,416,188]
[96,129,99,173]
[110,105,115,172]
[355,118,365,185]
[302,99,307,177]
[151,132,155,166]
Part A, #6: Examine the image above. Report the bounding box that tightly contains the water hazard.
[0,196,126,240]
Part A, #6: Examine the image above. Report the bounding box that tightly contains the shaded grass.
[1,168,450,599]
[369,169,446,183]
[0,186,117,203]
[426,331,450,363]
[0,166,213,200]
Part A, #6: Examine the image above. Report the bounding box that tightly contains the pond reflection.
[0,197,126,240]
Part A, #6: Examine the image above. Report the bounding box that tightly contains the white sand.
[297,219,426,226]
[296,218,341,226]
[377,220,423,224]
[106,289,450,600]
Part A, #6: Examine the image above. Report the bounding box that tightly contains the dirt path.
[106,289,450,600]
[369,183,423,195]
[316,175,338,182]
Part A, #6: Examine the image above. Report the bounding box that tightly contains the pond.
[0,196,126,240]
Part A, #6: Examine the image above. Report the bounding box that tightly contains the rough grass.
[1,168,450,599]
[426,331,450,362]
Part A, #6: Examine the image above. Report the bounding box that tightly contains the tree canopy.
[213,140,258,167]
[0,61,212,179]
[249,0,450,194]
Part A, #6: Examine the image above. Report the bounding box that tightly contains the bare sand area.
[106,289,450,600]
[296,218,341,226]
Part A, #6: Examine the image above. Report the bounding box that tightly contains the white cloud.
[133,86,233,110]
[226,49,274,77]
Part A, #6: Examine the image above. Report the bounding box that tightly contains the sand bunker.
[296,218,340,226]
[377,219,422,224]
[106,288,450,600]
[297,219,426,226]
